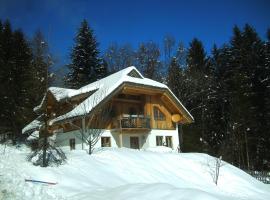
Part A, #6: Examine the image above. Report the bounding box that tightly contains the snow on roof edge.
[48,66,193,125]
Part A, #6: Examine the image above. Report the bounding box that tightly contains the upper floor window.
[153,106,165,121]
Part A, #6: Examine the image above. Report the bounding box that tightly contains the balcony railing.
[118,115,150,129]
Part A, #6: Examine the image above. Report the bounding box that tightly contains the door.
[130,137,139,149]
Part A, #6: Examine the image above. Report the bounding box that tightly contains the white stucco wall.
[54,126,180,151]
[55,129,118,151]
[146,128,179,150]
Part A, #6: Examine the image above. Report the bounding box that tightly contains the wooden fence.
[245,171,270,184]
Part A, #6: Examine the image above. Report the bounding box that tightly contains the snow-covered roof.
[34,84,98,112]
[49,66,194,125]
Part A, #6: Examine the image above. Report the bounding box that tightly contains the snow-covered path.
[0,145,270,200]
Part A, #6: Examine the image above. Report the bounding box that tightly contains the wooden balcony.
[113,115,151,131]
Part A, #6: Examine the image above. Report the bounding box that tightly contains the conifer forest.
[0,19,269,171]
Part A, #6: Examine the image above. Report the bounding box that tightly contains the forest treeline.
[0,19,269,170]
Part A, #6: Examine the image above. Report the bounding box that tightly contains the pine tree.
[31,30,53,102]
[0,20,14,137]
[183,38,212,153]
[0,20,6,135]
[11,29,34,140]
[65,19,102,88]
[186,38,208,73]
[0,21,34,141]
[262,29,270,170]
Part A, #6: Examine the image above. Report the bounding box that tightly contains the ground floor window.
[101,137,111,147]
[156,136,163,146]
[69,138,75,150]
[166,136,173,148]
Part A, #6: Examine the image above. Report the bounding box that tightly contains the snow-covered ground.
[0,145,270,200]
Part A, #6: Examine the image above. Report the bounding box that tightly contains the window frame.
[101,137,111,147]
[153,106,166,121]
[165,136,173,148]
[156,136,163,146]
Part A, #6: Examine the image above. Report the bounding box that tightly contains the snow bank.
[0,145,269,200]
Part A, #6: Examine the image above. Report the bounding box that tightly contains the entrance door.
[130,137,139,149]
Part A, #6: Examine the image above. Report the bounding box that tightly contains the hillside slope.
[0,145,269,200]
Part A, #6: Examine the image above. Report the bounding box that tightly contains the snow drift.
[0,145,269,200]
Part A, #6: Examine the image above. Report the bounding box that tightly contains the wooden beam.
[122,86,164,95]
[162,93,193,124]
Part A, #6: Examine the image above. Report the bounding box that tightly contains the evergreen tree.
[65,19,103,88]
[0,20,6,135]
[183,38,212,153]
[31,30,53,102]
[263,29,270,169]
[0,20,14,136]
[11,29,34,140]
[186,38,208,73]
[0,21,34,141]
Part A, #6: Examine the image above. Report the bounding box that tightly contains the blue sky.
[0,0,269,64]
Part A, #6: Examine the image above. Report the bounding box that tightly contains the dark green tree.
[186,38,208,73]
[31,30,53,102]
[65,19,103,88]
[0,20,15,138]
[0,21,34,142]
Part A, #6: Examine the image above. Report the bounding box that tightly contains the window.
[156,136,163,146]
[166,136,173,148]
[101,137,111,147]
[127,69,143,79]
[69,138,75,150]
[153,106,165,121]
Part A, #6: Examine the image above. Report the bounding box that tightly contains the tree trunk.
[42,134,48,167]
[245,132,250,170]
[82,117,85,150]
[88,142,92,155]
